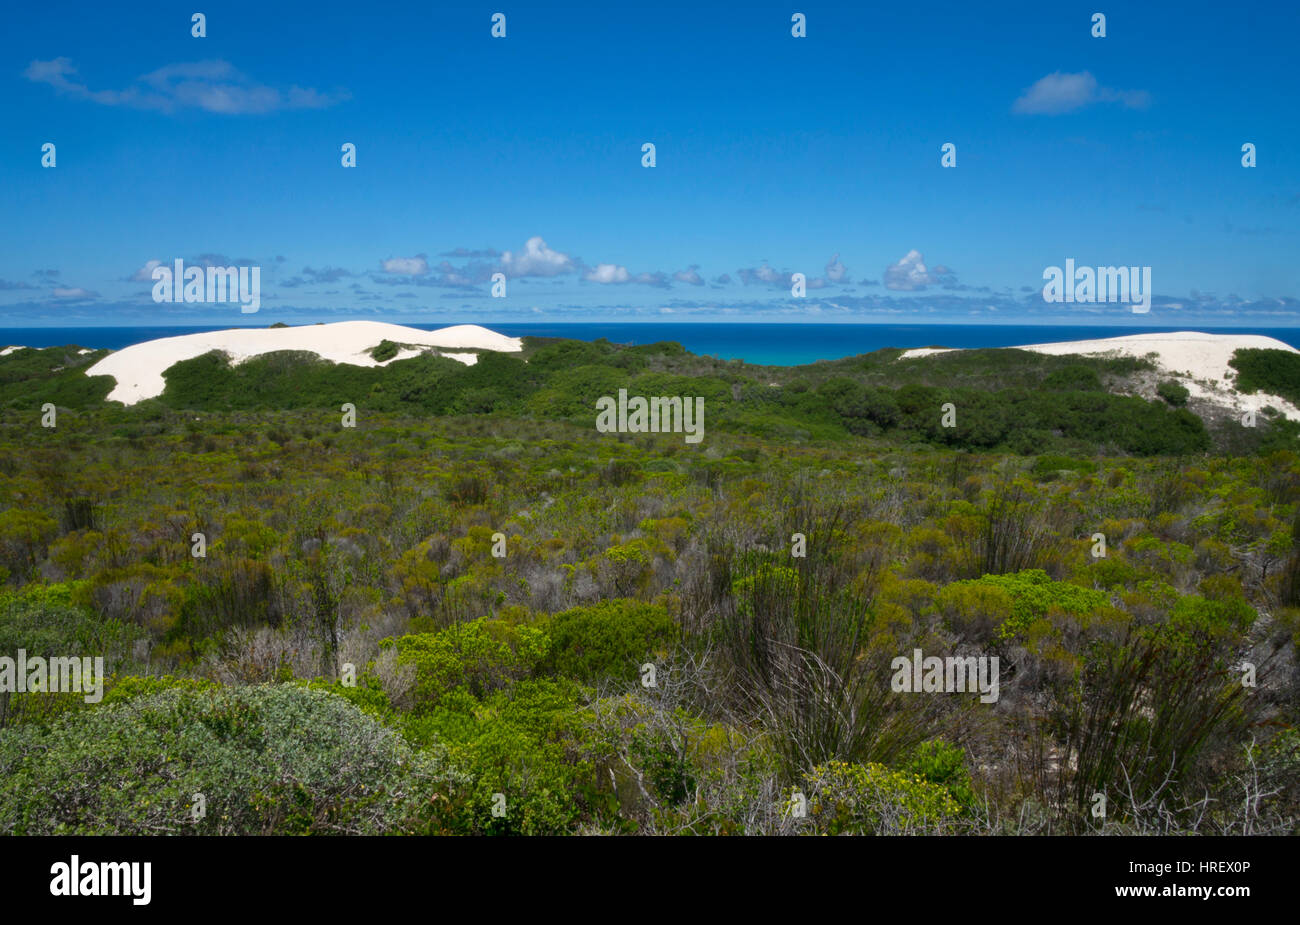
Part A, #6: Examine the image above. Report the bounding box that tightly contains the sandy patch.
[87,321,522,405]
[896,331,1300,421]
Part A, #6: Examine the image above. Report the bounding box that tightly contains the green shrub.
[1230,348,1300,404]
[404,678,598,834]
[542,600,676,685]
[805,760,969,834]
[0,684,465,834]
[0,583,143,729]
[905,739,976,809]
[948,569,1111,641]
[1032,454,1097,477]
[1156,380,1190,406]
[386,618,550,713]
[1042,365,1103,391]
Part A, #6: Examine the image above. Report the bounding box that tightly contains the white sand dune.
[87,321,523,405]
[898,331,1300,420]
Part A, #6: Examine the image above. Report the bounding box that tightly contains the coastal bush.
[0,583,142,728]
[1049,603,1259,826]
[0,684,465,834]
[1230,348,1300,404]
[540,599,677,685]
[805,760,970,834]
[945,569,1110,641]
[1156,380,1190,406]
[385,618,550,713]
[0,335,1295,836]
[402,677,598,835]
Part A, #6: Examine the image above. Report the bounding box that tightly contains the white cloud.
[585,263,630,284]
[500,236,574,278]
[883,249,954,291]
[825,253,848,283]
[52,287,98,299]
[130,259,163,282]
[673,265,704,286]
[738,263,789,286]
[633,271,670,288]
[24,58,349,115]
[381,255,429,275]
[1013,71,1150,115]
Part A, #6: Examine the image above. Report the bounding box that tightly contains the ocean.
[3,323,1300,367]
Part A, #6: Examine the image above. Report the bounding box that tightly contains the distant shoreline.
[5,322,1300,367]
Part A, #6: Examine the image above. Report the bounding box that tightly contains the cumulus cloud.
[883,250,957,291]
[51,287,98,300]
[381,255,429,276]
[738,263,784,286]
[584,263,631,284]
[635,271,671,288]
[1012,71,1150,115]
[24,58,349,115]
[737,262,841,290]
[673,265,705,286]
[500,236,574,278]
[432,260,482,287]
[281,266,355,288]
[129,259,163,282]
[300,266,353,283]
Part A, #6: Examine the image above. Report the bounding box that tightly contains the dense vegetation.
[0,335,1296,835]
[0,338,1247,455]
[1230,347,1300,406]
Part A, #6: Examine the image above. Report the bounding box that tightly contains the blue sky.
[1,0,1297,327]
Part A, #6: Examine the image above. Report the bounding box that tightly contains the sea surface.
[3,323,1300,367]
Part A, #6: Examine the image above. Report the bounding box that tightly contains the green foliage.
[404,678,596,835]
[948,569,1111,641]
[541,599,677,684]
[2,331,1216,455]
[0,685,465,834]
[0,336,1294,836]
[1230,348,1300,404]
[1032,454,1097,477]
[805,760,969,834]
[387,618,550,712]
[0,583,143,727]
[819,380,1207,454]
[101,674,220,705]
[1042,365,1103,391]
[1051,608,1256,824]
[1156,379,1190,406]
[905,740,977,810]
[0,346,113,410]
